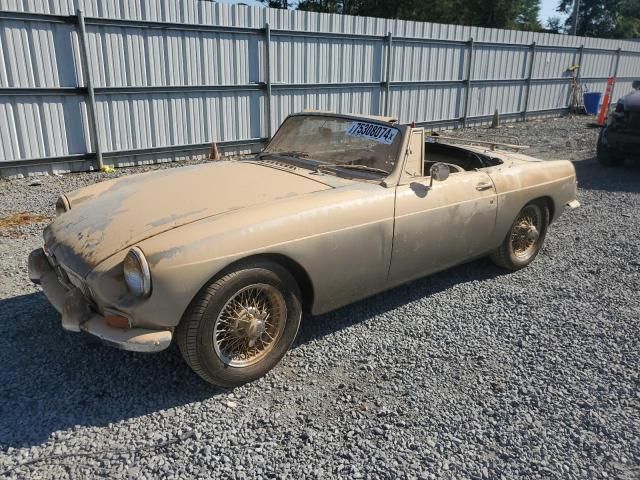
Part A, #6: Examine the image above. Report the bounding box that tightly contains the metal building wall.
[1,0,639,177]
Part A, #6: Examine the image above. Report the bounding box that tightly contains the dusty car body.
[597,81,640,165]
[29,112,580,386]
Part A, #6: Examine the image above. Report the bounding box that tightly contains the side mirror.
[633,80,640,90]
[429,163,450,186]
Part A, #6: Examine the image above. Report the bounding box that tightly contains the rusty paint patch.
[0,212,50,237]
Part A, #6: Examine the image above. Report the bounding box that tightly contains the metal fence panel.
[3,0,640,50]
[527,81,573,111]
[95,90,265,151]
[0,94,88,161]
[469,83,525,117]
[272,86,380,126]
[581,50,616,78]
[0,1,639,176]
[472,45,528,81]
[618,54,640,77]
[391,84,464,123]
[0,19,78,88]
[272,35,382,84]
[84,27,264,87]
[391,41,466,82]
[531,47,577,79]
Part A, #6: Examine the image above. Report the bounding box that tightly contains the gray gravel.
[1,114,639,479]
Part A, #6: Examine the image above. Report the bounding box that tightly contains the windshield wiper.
[258,150,309,159]
[317,164,390,176]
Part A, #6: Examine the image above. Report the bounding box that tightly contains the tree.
[288,0,543,31]
[264,0,289,7]
[558,0,640,38]
[546,16,565,33]
[452,0,541,29]
[515,0,543,30]
[614,0,640,37]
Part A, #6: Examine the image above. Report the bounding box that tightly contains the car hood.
[44,161,331,276]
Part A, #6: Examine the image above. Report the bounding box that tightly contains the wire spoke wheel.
[213,284,287,367]
[176,261,302,387]
[510,204,542,259]
[490,201,548,271]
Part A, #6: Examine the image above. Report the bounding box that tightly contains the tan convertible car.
[29,112,580,386]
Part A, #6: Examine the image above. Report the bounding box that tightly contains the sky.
[540,0,569,24]
[218,0,570,27]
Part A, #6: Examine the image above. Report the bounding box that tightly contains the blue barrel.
[583,92,602,115]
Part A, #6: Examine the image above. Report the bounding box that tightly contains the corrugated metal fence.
[1,1,639,177]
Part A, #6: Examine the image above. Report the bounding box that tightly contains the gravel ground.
[0,115,638,479]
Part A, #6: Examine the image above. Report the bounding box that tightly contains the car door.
[388,131,498,285]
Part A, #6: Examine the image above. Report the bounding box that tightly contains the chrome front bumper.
[29,248,172,353]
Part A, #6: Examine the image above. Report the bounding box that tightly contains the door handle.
[476,182,493,191]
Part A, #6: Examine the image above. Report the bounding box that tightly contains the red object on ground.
[596,77,616,126]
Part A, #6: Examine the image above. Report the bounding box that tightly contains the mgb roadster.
[29,112,579,386]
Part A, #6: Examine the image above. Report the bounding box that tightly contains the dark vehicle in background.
[597,80,640,166]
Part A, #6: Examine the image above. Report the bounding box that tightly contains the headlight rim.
[123,247,152,298]
[55,195,70,216]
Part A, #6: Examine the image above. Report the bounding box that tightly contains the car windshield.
[260,115,403,177]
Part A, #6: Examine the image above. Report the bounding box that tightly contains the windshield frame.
[259,113,409,184]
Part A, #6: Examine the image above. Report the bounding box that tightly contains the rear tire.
[490,201,549,271]
[597,128,624,167]
[176,260,302,387]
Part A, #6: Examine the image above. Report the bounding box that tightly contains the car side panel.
[87,184,396,327]
[486,159,578,246]
[388,171,498,285]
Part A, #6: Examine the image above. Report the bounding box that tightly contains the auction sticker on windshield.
[346,122,399,145]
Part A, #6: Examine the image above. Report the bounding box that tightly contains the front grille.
[63,267,94,301]
[44,241,93,302]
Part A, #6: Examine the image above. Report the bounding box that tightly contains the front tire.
[176,260,302,387]
[490,201,549,271]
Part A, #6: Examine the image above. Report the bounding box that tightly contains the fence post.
[76,9,103,171]
[613,47,621,78]
[383,32,393,116]
[264,22,273,139]
[522,41,536,121]
[576,44,584,81]
[610,47,622,107]
[462,37,474,127]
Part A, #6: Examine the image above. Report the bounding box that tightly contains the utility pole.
[571,0,580,36]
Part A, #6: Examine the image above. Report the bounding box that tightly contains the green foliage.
[265,0,543,31]
[558,0,640,38]
[546,16,565,33]
[455,0,542,29]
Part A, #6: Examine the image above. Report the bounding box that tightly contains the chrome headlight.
[123,247,151,298]
[55,195,70,215]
